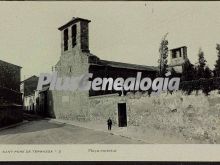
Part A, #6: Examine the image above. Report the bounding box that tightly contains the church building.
[41,17,162,127]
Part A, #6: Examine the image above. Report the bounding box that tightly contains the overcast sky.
[1,1,220,80]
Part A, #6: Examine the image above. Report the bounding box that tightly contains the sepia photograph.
[1,1,220,149]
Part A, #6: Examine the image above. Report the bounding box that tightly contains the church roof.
[101,60,158,71]
[90,57,158,72]
[58,17,91,31]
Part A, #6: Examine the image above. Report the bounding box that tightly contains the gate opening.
[118,103,127,127]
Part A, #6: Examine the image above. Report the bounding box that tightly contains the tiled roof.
[0,59,21,68]
[20,75,39,83]
[102,60,158,71]
[58,17,91,31]
[90,58,158,72]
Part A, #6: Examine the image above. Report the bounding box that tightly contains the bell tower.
[169,46,187,73]
[169,46,187,66]
[58,17,91,54]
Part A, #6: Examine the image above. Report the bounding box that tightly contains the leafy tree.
[196,48,207,79]
[170,68,178,78]
[181,58,195,81]
[214,44,220,77]
[158,33,169,76]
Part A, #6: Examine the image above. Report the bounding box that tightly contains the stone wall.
[51,36,90,120]
[123,91,220,143]
[88,92,149,126]
[86,91,220,143]
[50,87,137,126]
[88,94,122,124]
[50,90,89,120]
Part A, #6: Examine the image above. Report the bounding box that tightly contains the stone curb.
[0,120,29,131]
[49,118,146,143]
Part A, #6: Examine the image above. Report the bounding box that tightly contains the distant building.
[0,60,22,104]
[20,75,39,112]
[0,60,22,126]
[169,46,188,73]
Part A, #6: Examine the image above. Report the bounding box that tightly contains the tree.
[202,66,213,95]
[158,33,169,76]
[196,48,207,79]
[181,58,195,81]
[204,66,212,79]
[170,68,178,78]
[214,44,220,77]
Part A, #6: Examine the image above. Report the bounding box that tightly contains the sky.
[0,1,220,80]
